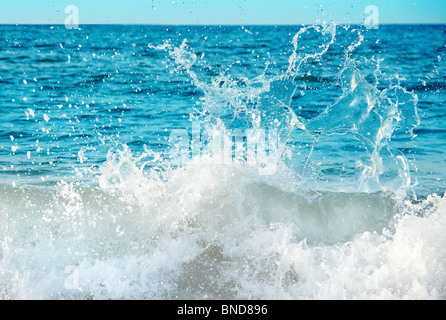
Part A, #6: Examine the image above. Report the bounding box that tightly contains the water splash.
[150,24,419,194]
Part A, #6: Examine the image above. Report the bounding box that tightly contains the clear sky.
[1,0,446,25]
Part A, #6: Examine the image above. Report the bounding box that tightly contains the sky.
[1,0,446,25]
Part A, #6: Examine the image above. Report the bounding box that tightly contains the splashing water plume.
[151,25,419,195]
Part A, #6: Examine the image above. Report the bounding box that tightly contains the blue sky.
[1,0,446,25]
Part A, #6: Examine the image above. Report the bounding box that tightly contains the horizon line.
[1,22,445,26]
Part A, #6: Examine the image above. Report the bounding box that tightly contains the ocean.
[0,24,445,299]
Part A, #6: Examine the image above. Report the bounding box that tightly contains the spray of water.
[150,24,419,195]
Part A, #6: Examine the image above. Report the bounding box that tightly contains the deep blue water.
[0,25,445,299]
[0,24,445,195]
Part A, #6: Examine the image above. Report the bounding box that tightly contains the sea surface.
[0,24,445,299]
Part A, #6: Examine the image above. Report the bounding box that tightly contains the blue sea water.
[0,24,445,299]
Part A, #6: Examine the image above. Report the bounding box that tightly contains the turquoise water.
[0,24,445,299]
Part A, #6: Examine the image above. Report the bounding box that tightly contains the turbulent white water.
[0,148,445,299]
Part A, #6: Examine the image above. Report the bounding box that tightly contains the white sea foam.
[0,147,444,299]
